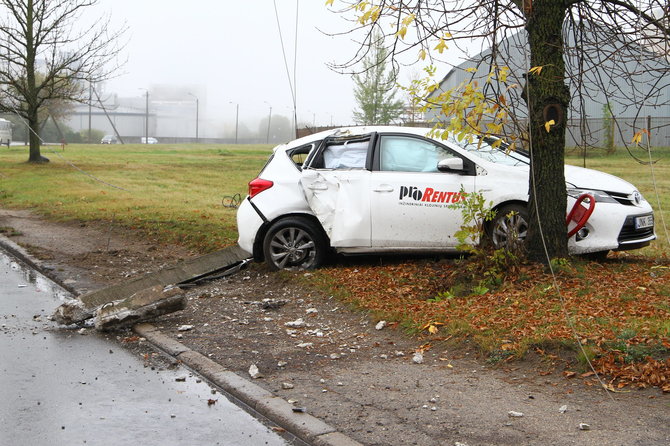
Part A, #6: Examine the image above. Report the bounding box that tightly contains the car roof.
[275,126,435,153]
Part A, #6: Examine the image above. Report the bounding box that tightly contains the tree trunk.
[27,112,44,163]
[524,0,570,262]
[25,0,45,164]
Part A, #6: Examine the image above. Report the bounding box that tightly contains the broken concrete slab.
[52,245,250,324]
[94,285,186,331]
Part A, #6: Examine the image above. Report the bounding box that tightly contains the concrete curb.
[134,323,362,446]
[0,234,79,295]
[0,236,363,445]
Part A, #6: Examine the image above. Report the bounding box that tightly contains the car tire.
[263,217,329,271]
[489,203,529,250]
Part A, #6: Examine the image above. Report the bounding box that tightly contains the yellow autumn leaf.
[418,48,427,60]
[544,119,556,132]
[325,0,334,6]
[632,129,649,145]
[529,66,543,76]
[402,13,415,26]
[428,324,439,334]
[465,67,477,73]
[396,26,407,39]
[434,38,448,53]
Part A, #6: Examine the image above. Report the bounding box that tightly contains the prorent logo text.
[399,186,465,204]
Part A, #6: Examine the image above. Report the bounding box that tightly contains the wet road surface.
[0,249,289,446]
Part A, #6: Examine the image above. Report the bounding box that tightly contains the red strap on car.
[566,193,596,238]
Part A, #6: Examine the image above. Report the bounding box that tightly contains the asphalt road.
[0,248,289,446]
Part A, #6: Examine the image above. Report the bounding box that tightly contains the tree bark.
[524,0,570,262]
[25,0,45,163]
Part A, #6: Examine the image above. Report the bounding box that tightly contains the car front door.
[369,134,476,248]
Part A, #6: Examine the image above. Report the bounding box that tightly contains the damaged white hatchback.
[237,126,655,270]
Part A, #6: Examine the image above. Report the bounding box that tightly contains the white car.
[141,137,158,144]
[237,126,655,270]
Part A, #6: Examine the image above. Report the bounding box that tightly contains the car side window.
[380,136,455,173]
[322,140,368,169]
[287,143,316,170]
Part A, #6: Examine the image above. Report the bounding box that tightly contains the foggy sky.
[95,0,363,133]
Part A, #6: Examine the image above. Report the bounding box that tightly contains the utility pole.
[88,82,92,143]
[139,88,149,144]
[264,102,272,144]
[188,93,199,143]
[229,102,239,144]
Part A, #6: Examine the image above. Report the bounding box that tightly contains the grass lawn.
[1,142,668,391]
[0,143,272,252]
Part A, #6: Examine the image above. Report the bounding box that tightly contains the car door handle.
[373,185,394,193]
[307,182,328,191]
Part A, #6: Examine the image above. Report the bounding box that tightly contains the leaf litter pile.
[314,253,670,392]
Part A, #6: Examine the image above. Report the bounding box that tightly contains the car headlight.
[566,188,618,204]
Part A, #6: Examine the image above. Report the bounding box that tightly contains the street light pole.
[264,102,272,144]
[139,88,149,144]
[188,93,199,143]
[229,102,239,144]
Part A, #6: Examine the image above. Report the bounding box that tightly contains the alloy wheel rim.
[269,227,316,269]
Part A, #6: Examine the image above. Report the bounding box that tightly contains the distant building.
[425,24,670,148]
[64,85,203,142]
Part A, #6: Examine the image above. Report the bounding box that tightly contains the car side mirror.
[437,157,464,172]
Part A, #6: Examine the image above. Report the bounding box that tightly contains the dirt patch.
[1,208,669,446]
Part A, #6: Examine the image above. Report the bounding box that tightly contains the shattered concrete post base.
[51,245,250,325]
[52,299,94,325]
[94,285,186,331]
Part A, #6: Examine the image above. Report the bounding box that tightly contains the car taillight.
[248,178,274,198]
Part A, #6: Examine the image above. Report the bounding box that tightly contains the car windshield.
[451,137,529,167]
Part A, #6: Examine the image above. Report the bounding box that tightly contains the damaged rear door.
[300,134,374,247]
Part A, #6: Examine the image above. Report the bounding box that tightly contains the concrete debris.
[94,286,186,331]
[375,320,387,330]
[508,411,524,418]
[285,318,306,328]
[177,324,194,332]
[579,423,591,431]
[296,342,313,348]
[277,361,288,367]
[262,298,287,310]
[559,405,568,413]
[52,298,93,326]
[52,245,249,325]
[305,308,318,314]
[281,382,294,390]
[412,352,424,364]
[330,353,341,360]
[248,364,262,379]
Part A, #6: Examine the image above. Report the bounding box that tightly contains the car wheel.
[263,217,328,271]
[489,204,529,250]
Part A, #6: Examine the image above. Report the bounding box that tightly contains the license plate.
[635,215,654,230]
